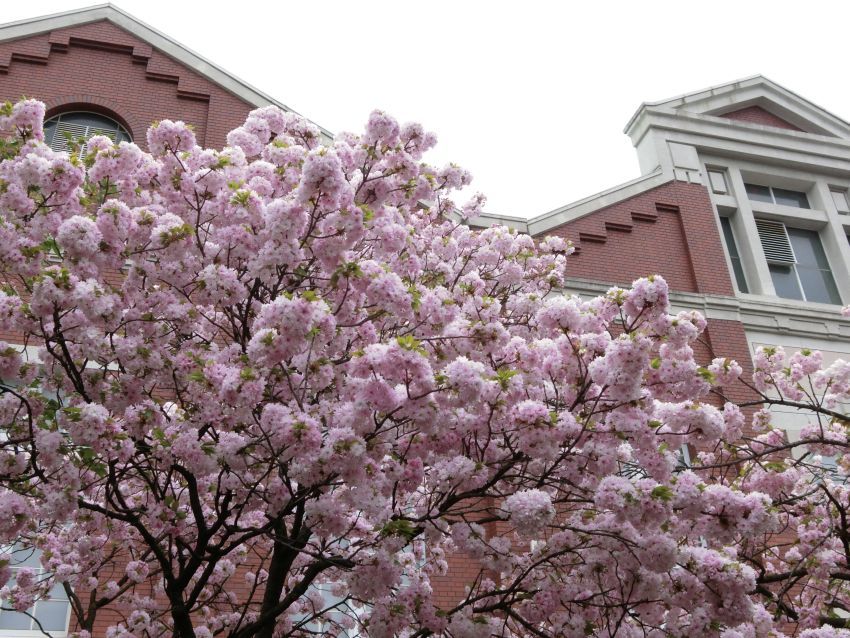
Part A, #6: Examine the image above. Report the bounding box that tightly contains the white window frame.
[707,168,729,194]
[0,546,72,638]
[756,220,842,305]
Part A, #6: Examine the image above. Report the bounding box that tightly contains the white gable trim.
[625,75,850,141]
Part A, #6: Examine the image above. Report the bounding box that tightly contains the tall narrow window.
[719,217,749,292]
[787,228,842,305]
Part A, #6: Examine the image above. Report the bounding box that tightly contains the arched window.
[43,112,131,155]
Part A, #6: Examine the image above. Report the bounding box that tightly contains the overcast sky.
[5,1,850,218]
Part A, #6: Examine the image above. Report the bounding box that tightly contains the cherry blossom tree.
[0,98,849,638]
[702,340,850,637]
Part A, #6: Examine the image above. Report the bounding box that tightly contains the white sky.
[5,0,850,219]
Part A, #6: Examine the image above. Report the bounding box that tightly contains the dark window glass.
[787,228,842,304]
[769,263,804,300]
[772,187,810,209]
[745,183,811,209]
[745,183,773,203]
[796,266,841,304]
[719,217,749,292]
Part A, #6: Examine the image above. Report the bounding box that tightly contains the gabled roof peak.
[625,75,850,140]
[0,4,333,139]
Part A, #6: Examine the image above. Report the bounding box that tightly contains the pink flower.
[504,489,555,535]
[57,215,103,257]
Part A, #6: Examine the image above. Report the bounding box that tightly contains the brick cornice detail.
[571,203,666,253]
[0,21,210,103]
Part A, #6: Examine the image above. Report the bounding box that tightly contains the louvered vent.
[49,121,88,153]
[50,122,119,156]
[755,219,796,264]
[45,114,127,157]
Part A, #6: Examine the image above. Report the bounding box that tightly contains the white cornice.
[471,77,850,234]
[0,4,334,141]
[625,75,850,140]
[629,109,850,175]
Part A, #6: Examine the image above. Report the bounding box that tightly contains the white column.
[726,165,776,296]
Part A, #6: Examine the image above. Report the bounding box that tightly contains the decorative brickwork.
[540,181,734,297]
[0,20,255,149]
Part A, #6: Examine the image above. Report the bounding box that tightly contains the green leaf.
[63,406,82,422]
[651,485,673,502]
[396,335,426,354]
[490,368,519,390]
[359,204,374,222]
[697,367,716,383]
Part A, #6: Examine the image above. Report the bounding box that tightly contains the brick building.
[471,74,850,444]
[2,3,850,636]
[0,4,331,152]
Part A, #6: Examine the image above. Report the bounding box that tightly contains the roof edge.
[624,74,764,135]
[624,75,850,139]
[466,169,670,237]
[527,169,668,236]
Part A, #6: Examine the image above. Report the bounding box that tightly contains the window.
[43,112,131,157]
[830,188,850,215]
[745,182,810,209]
[0,546,71,636]
[755,220,841,304]
[719,216,749,293]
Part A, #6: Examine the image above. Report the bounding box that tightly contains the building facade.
[2,4,850,636]
[472,75,850,448]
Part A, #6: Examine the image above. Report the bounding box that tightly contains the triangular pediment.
[626,75,850,140]
[717,105,803,132]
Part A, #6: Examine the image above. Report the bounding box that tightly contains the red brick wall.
[537,178,761,415]
[540,180,735,297]
[720,105,803,132]
[0,20,255,149]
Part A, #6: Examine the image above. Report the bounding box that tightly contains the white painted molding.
[624,75,850,140]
